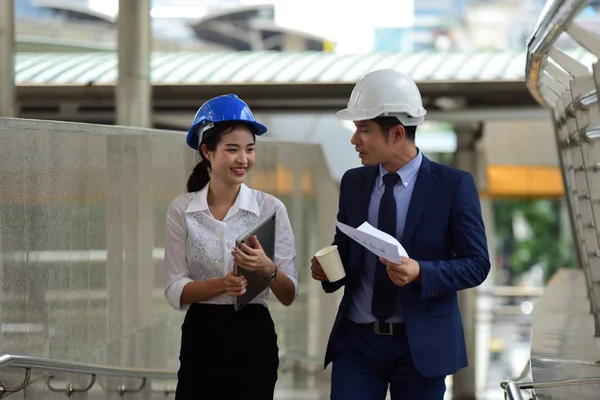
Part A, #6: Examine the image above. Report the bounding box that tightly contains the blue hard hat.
[186,94,267,150]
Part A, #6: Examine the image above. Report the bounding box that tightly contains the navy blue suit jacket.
[322,156,490,378]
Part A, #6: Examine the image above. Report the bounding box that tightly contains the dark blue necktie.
[372,173,400,322]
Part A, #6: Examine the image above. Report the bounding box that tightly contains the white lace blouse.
[163,183,299,311]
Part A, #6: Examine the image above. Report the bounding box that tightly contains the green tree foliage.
[493,199,576,284]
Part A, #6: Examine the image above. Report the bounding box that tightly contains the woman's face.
[204,125,256,186]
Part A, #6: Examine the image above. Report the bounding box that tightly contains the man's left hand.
[379,256,421,287]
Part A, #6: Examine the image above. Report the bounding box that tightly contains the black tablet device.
[234,211,276,312]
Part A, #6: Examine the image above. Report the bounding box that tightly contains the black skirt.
[175,303,279,400]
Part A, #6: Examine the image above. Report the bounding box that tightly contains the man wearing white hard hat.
[311,69,490,399]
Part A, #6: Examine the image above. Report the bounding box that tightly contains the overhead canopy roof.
[15,50,531,85]
[14,48,593,120]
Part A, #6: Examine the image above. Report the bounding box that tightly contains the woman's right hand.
[223,271,247,297]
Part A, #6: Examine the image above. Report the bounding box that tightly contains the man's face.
[350,120,393,166]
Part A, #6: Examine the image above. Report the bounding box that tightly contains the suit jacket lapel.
[349,166,378,270]
[354,166,378,225]
[402,157,436,248]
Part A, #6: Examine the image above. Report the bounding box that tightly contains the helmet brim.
[336,108,425,125]
[336,108,370,121]
[186,120,268,150]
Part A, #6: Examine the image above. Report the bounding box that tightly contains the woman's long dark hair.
[187,122,256,192]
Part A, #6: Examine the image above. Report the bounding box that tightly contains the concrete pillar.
[0,0,15,117]
[312,155,343,372]
[452,123,485,400]
[116,0,151,127]
[475,197,496,394]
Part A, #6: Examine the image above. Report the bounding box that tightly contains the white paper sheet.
[335,221,409,264]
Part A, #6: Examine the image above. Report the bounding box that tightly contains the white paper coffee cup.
[315,245,345,282]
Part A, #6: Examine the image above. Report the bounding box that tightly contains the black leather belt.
[355,321,404,336]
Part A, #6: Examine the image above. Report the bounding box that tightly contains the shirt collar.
[377,149,423,189]
[185,183,260,217]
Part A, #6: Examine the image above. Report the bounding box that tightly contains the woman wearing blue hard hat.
[163,94,299,399]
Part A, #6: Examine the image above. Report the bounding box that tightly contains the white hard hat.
[337,69,427,126]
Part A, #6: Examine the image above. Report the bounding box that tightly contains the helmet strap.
[197,122,215,144]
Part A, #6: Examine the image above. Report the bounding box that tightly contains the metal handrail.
[0,354,176,380]
[0,354,176,397]
[520,1,600,399]
[526,0,590,107]
[503,380,525,400]
[502,376,600,399]
[0,351,320,396]
[500,360,531,400]
[501,359,600,399]
[0,352,321,377]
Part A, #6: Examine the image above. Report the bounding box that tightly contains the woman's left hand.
[232,235,275,278]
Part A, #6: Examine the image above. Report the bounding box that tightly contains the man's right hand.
[310,257,329,282]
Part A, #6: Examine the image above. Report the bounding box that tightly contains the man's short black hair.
[372,116,417,142]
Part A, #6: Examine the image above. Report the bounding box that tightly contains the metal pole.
[0,0,15,117]
[116,0,151,127]
[501,380,525,400]
[451,126,484,400]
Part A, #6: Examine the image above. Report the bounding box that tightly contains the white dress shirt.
[164,183,299,311]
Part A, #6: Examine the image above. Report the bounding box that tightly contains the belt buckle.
[373,321,393,335]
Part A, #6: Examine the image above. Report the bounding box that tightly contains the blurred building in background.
[15,0,333,52]
[15,0,600,53]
